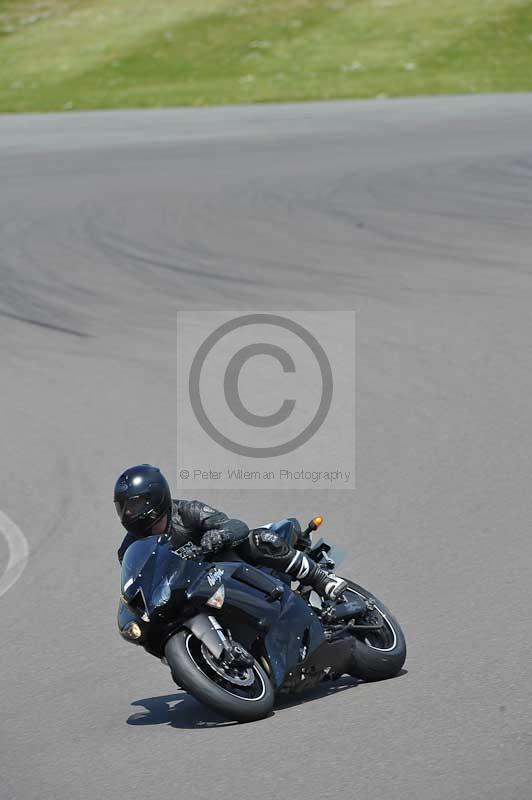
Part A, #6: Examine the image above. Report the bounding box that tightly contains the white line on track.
[0,510,29,598]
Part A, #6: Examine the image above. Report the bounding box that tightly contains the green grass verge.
[1,0,532,112]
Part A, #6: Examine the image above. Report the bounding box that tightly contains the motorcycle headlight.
[121,622,143,641]
[151,576,171,609]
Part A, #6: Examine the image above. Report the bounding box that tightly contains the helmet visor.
[115,494,149,522]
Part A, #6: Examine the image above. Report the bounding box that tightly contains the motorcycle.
[118,515,406,722]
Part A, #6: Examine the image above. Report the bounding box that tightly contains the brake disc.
[200,643,255,687]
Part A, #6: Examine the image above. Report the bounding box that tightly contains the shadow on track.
[271,669,408,712]
[127,692,238,729]
[126,671,406,729]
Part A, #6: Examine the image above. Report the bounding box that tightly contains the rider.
[114,463,347,599]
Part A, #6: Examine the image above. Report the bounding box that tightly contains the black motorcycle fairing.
[183,561,328,689]
[120,535,200,616]
[118,516,407,718]
[264,590,326,688]
[186,561,286,631]
[118,525,348,689]
[118,537,204,656]
[118,597,146,636]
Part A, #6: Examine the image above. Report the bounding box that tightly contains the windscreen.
[120,536,158,597]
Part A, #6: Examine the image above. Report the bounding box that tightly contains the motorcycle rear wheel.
[344,581,407,682]
[165,630,274,722]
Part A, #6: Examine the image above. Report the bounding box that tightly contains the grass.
[1,0,532,112]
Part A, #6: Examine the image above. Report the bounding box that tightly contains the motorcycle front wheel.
[165,630,274,722]
[344,581,407,682]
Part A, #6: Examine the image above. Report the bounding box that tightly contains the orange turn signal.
[312,515,324,528]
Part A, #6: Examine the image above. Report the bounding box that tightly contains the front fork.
[184,613,253,667]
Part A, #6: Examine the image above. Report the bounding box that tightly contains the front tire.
[344,581,407,682]
[165,631,274,722]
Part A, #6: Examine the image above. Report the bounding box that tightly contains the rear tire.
[165,631,274,723]
[344,581,407,682]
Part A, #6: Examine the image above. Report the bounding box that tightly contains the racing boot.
[285,551,348,600]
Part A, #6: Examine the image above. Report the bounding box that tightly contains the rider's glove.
[200,529,230,553]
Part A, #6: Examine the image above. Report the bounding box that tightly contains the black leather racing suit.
[117,498,249,564]
[117,499,340,598]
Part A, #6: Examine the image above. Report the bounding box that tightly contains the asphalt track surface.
[1,95,532,800]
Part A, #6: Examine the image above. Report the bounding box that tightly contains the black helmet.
[113,464,171,536]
